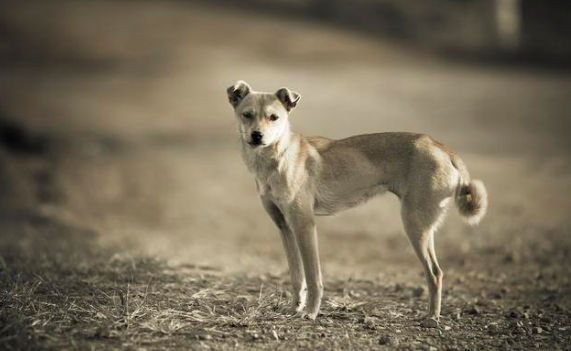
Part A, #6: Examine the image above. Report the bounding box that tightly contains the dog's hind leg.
[401,195,448,328]
[261,197,307,313]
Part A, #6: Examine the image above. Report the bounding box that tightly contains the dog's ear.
[275,87,301,112]
[227,80,251,108]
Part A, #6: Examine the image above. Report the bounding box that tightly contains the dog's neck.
[241,127,298,178]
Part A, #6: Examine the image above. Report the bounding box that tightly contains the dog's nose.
[251,131,263,144]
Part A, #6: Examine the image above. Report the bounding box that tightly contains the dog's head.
[226,80,300,148]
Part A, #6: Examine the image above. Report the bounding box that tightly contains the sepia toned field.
[1,1,570,350]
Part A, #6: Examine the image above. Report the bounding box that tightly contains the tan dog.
[226,81,488,327]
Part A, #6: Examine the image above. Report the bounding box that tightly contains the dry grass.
[0,250,400,351]
[2,233,570,351]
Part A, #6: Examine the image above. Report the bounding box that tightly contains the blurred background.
[1,0,570,278]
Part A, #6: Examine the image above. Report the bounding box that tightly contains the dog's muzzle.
[250,131,263,146]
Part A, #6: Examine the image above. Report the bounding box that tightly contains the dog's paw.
[286,310,304,319]
[290,300,306,314]
[419,317,439,328]
[289,306,304,315]
[302,311,318,320]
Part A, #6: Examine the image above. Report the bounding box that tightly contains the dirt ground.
[1,1,571,350]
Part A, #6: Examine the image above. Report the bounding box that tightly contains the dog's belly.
[313,183,389,216]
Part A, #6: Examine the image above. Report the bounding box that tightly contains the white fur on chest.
[242,148,293,203]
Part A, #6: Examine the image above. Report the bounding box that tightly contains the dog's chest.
[244,153,292,202]
[254,169,291,202]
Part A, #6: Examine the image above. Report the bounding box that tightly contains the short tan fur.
[226,81,488,327]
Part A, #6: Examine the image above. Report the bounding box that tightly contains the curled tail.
[450,154,488,226]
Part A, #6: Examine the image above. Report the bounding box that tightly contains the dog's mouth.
[247,141,266,147]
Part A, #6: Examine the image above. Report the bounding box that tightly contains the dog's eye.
[269,114,279,121]
[242,111,253,119]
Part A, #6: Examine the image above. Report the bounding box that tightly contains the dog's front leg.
[261,197,307,313]
[285,201,323,320]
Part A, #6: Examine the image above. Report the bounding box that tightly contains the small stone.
[533,327,543,334]
[513,327,525,335]
[503,252,519,263]
[412,286,425,297]
[465,305,480,315]
[491,292,503,299]
[488,325,502,335]
[378,335,391,345]
[197,334,212,341]
[540,316,552,324]
[444,325,452,331]
[363,316,377,330]
[420,318,439,328]
[506,310,520,319]
[378,334,399,346]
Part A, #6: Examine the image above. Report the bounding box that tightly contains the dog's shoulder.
[305,136,333,152]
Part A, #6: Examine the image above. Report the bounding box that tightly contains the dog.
[226,80,488,327]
